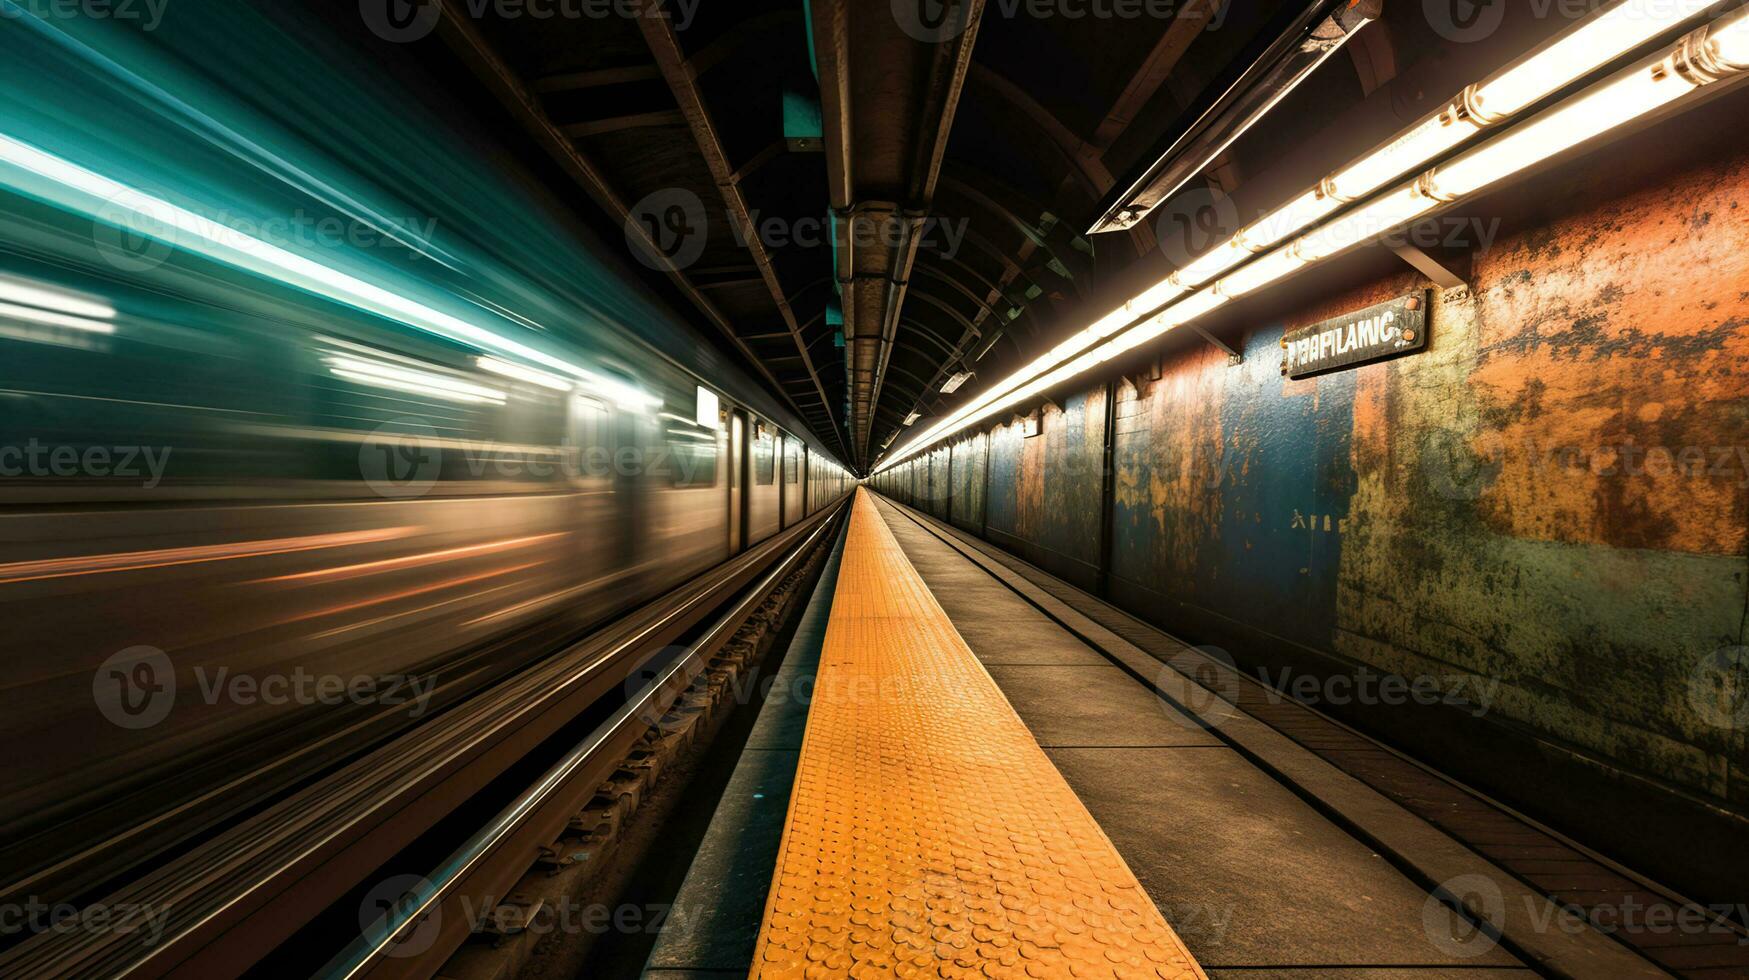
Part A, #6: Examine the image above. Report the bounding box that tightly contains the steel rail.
[0,500,850,979]
[323,503,844,978]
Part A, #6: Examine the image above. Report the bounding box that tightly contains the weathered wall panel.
[949,432,988,534]
[983,389,1108,589]
[927,445,952,520]
[1105,147,1749,819]
[913,144,1749,846]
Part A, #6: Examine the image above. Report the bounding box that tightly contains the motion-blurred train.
[0,2,850,907]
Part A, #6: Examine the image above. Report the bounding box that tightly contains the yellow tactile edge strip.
[749,489,1208,979]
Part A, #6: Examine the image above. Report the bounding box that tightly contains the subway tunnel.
[0,1,1746,977]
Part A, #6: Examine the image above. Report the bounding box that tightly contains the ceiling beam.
[1092,0,1224,149]
[636,0,850,462]
[812,0,987,467]
[557,110,686,138]
[429,0,817,438]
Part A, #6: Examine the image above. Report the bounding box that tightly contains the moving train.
[0,3,850,909]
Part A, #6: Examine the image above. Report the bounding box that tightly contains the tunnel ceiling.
[427,0,1463,472]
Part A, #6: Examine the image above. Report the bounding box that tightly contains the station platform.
[643,489,1692,980]
[747,489,1204,979]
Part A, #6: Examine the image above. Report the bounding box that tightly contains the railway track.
[0,498,848,980]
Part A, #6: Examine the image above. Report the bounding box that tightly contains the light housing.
[875,2,1747,475]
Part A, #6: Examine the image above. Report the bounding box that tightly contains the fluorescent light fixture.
[1716,9,1749,63]
[903,412,921,426]
[695,385,720,429]
[0,275,114,320]
[941,371,972,393]
[1215,246,1306,299]
[476,356,572,391]
[1472,0,1717,119]
[882,0,1731,475]
[876,5,1746,474]
[325,352,506,405]
[0,299,115,334]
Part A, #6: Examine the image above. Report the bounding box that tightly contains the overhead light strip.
[877,0,1741,473]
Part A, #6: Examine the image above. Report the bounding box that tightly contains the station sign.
[1282,291,1428,379]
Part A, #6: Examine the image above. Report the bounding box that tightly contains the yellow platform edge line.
[748,488,1209,980]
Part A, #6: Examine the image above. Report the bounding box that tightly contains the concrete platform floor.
[871,497,1532,977]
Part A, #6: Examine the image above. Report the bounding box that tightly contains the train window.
[568,394,611,487]
[669,440,718,487]
[668,424,719,488]
[754,425,776,485]
[784,439,800,484]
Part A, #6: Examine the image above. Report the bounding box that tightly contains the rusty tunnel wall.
[872,141,1749,898]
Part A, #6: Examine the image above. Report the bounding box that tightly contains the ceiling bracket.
[1390,240,1472,290]
[1191,324,1244,365]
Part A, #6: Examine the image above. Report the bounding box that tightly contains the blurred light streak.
[269,562,545,627]
[250,532,567,584]
[0,527,420,585]
[0,275,114,319]
[0,300,115,334]
[0,132,637,403]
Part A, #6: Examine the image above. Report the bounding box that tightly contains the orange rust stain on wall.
[1469,151,1749,555]
[1133,342,1232,578]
